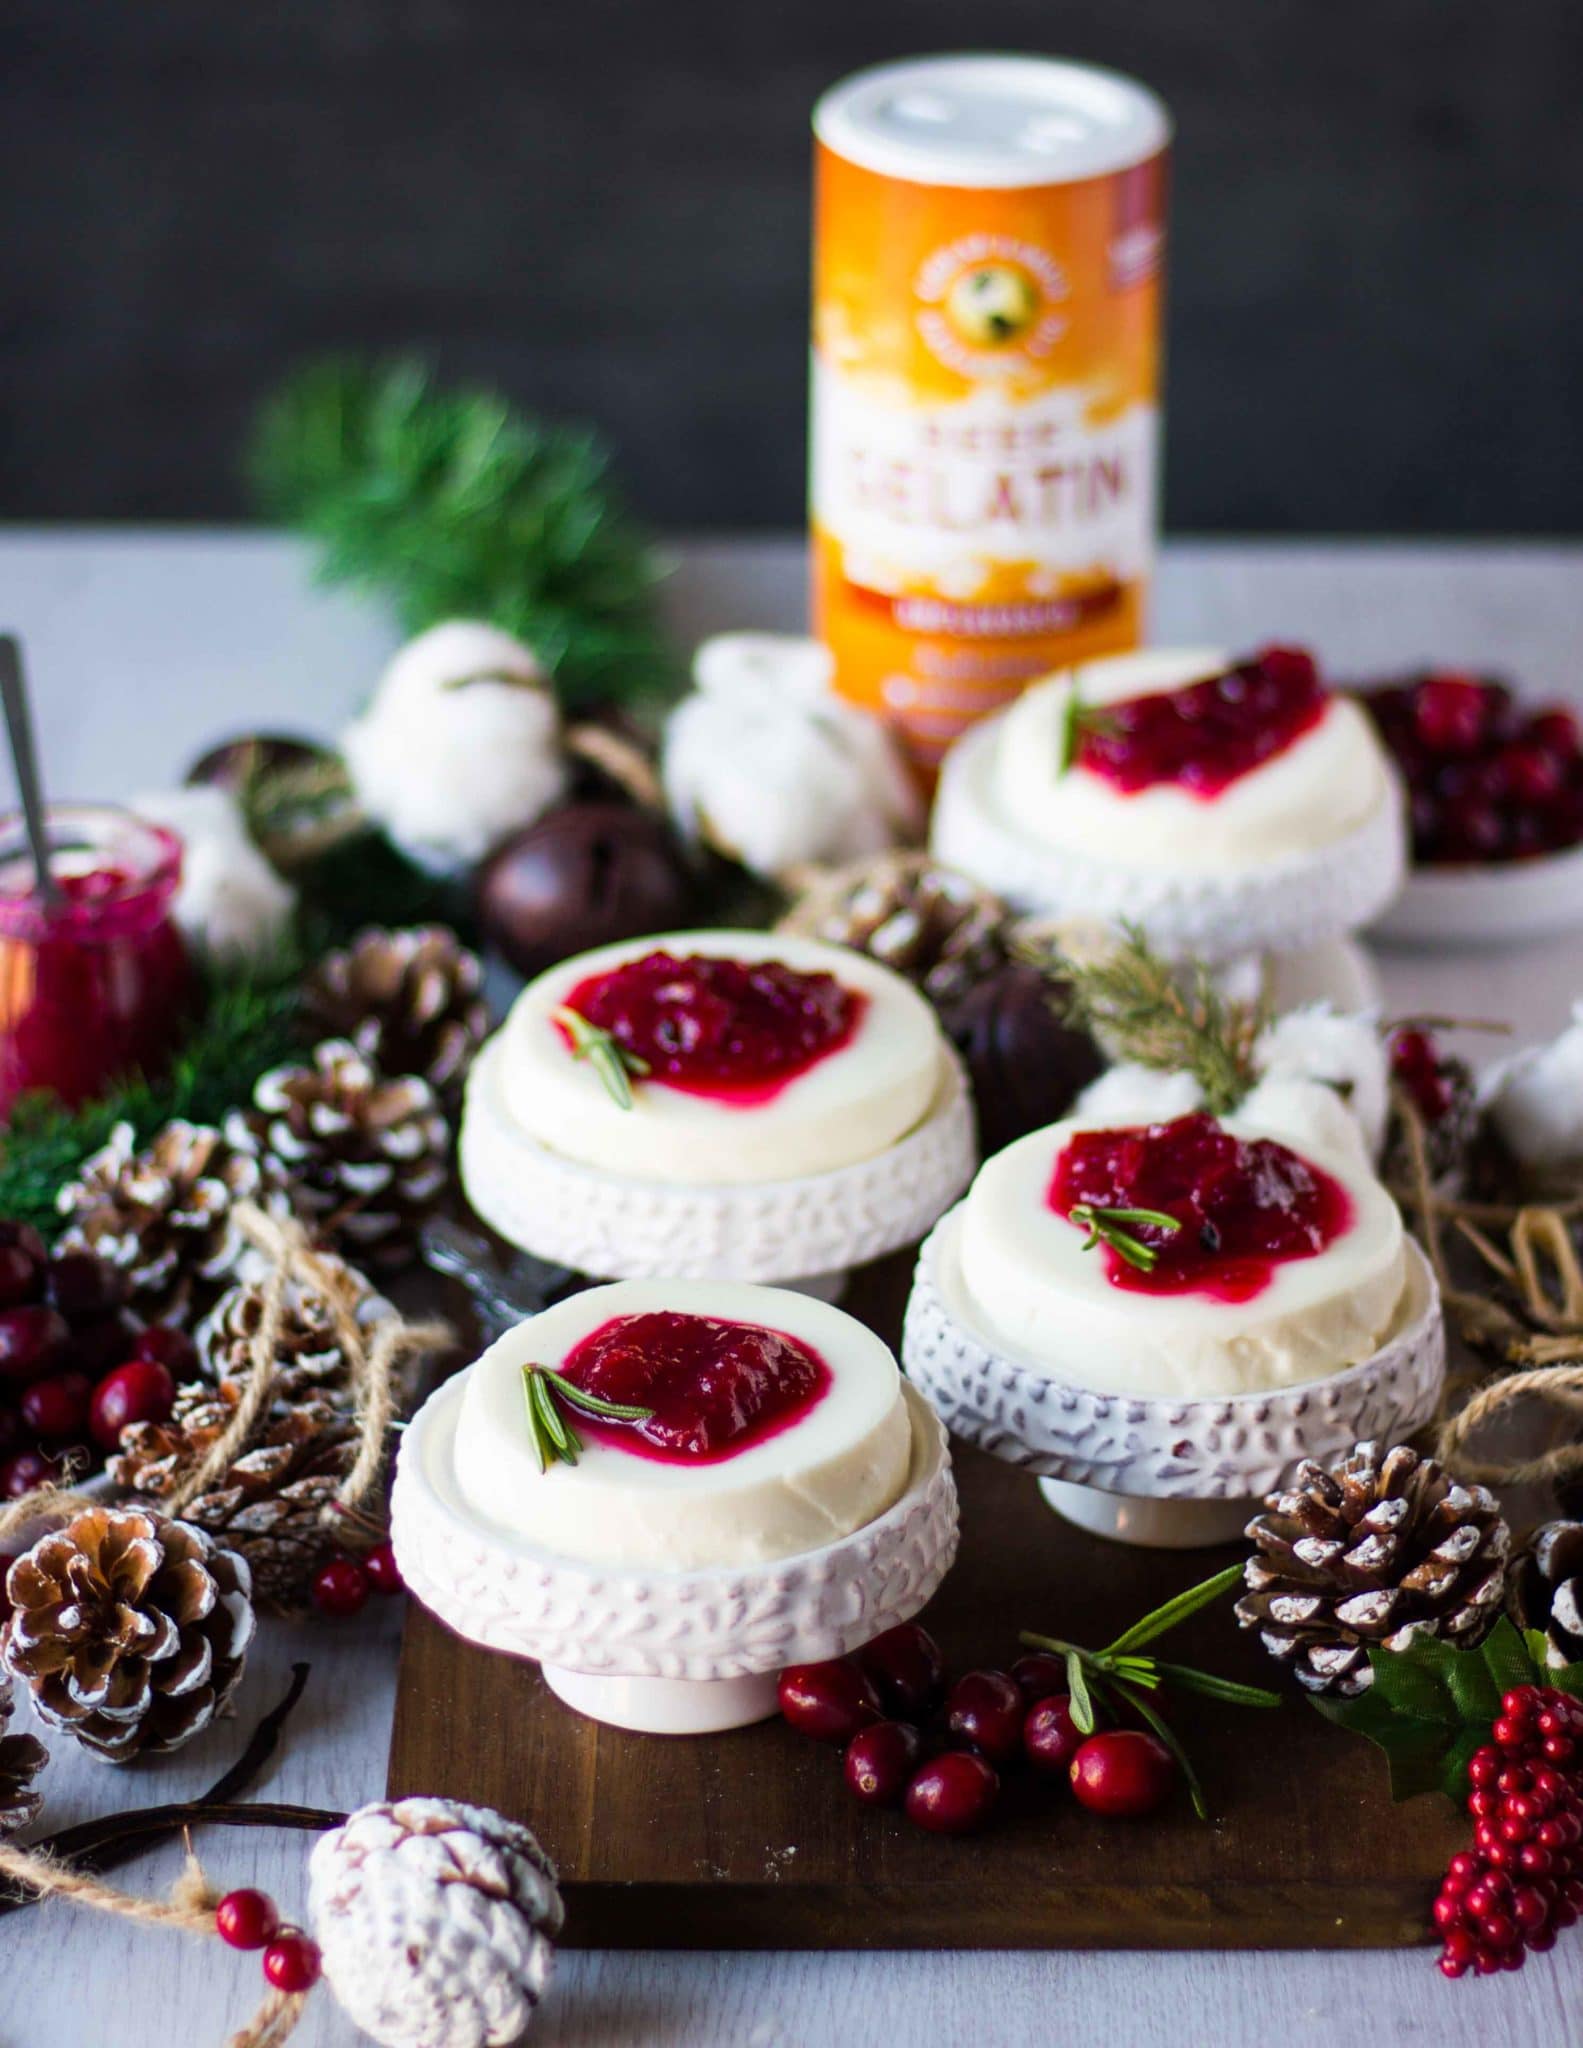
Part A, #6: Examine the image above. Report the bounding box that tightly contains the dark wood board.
[388,1253,1463,1950]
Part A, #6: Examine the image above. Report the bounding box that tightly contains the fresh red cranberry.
[20,1371,92,1441]
[943,1670,1026,1766]
[215,1887,280,1950]
[262,1931,322,1993]
[88,1358,176,1450]
[1070,1730,1177,1817]
[312,1556,372,1619]
[1389,1029,1455,1122]
[1415,674,1488,754]
[1011,1651,1070,1704]
[1441,798,1506,862]
[856,1622,945,1718]
[844,1720,924,1808]
[362,1540,404,1595]
[1528,708,1581,757]
[133,1324,200,1379]
[0,1306,71,1384]
[0,1407,19,1456]
[905,1751,1000,1835]
[779,1658,883,1744]
[1023,1694,1084,1777]
[70,1314,136,1377]
[0,1239,42,1309]
[0,1448,59,1498]
[1501,745,1567,805]
[45,1252,126,1323]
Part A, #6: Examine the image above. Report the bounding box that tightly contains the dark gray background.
[3,2,1578,533]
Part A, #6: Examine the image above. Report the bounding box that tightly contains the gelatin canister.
[811,55,1171,770]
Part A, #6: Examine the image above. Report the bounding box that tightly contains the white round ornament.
[1480,1002,1583,1171]
[131,785,295,966]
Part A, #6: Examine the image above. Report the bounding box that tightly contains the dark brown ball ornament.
[940,962,1105,1160]
[476,802,696,978]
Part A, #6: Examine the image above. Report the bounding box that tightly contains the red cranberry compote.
[1074,646,1327,797]
[560,950,865,1106]
[1049,1112,1353,1303]
[556,1311,832,1465]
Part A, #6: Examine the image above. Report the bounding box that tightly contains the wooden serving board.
[387,1253,1462,1950]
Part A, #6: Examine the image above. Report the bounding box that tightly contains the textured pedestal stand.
[902,1206,1445,1550]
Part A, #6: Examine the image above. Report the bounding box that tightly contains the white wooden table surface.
[2,530,1582,2048]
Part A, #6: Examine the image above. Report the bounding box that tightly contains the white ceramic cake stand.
[391,1377,958,1734]
[931,711,1407,989]
[459,1033,977,1299]
[901,1205,1445,1550]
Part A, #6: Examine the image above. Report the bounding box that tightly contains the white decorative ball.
[308,1797,564,2048]
[1253,1004,1389,1162]
[1482,1002,1583,1169]
[132,785,296,966]
[343,622,569,875]
[663,631,921,879]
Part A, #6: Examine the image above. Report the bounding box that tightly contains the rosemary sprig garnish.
[1020,1563,1280,1820]
[553,1005,651,1110]
[1023,923,1265,1117]
[1055,684,1122,775]
[1068,1202,1181,1273]
[520,1363,655,1473]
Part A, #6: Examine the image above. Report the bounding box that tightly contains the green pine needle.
[249,356,676,713]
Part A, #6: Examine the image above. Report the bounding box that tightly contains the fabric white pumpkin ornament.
[342,621,568,875]
[662,631,922,880]
[1482,1002,1583,1170]
[308,1797,564,2047]
[1253,1004,1390,1163]
[131,785,296,967]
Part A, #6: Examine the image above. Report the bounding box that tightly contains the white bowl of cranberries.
[0,1221,186,1500]
[1360,672,1583,945]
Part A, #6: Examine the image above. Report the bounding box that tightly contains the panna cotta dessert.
[903,1077,1444,1547]
[391,1279,959,1731]
[460,929,975,1287]
[454,1280,912,1568]
[931,646,1406,978]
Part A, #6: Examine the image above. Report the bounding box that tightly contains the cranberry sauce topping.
[556,1310,832,1464]
[1073,646,1327,798]
[1048,1111,1353,1302]
[560,949,865,1104]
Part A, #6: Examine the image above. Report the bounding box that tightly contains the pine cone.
[2,1506,254,1761]
[779,853,1009,1008]
[308,1797,563,2048]
[196,1257,393,1410]
[304,926,489,1106]
[56,1119,278,1328]
[1237,1441,1510,1698]
[1508,1520,1583,1669]
[237,1040,450,1273]
[110,1380,360,1611]
[0,1671,45,1834]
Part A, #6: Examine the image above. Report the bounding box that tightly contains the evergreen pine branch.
[248,356,676,713]
[1032,924,1264,1116]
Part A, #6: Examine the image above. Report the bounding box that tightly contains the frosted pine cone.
[1237,1441,1509,1698]
[1509,1520,1583,1669]
[56,1119,279,1327]
[237,1039,451,1272]
[196,1257,393,1409]
[308,1797,563,2047]
[3,1506,254,1761]
[304,925,489,1107]
[0,1671,46,1833]
[779,851,1009,1009]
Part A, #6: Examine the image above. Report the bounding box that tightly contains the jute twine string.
[0,1838,310,2045]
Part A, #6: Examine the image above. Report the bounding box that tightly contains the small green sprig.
[1068,1202,1181,1273]
[520,1363,655,1473]
[1055,685,1122,774]
[553,1006,650,1110]
[1021,1563,1280,1819]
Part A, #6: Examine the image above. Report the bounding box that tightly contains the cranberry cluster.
[1389,1027,1460,1125]
[1434,1685,1583,1978]
[310,1541,403,1619]
[778,1623,1176,1836]
[1359,673,1583,865]
[215,1886,321,1993]
[0,1220,182,1500]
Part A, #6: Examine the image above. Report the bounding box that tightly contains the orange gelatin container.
[811,55,1171,772]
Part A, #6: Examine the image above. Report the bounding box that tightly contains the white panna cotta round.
[452,1279,914,1569]
[958,1107,1408,1399]
[986,648,1394,874]
[496,928,945,1183]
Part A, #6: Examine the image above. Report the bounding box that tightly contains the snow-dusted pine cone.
[304,926,489,1107]
[235,1039,451,1273]
[1237,1441,1510,1698]
[0,1671,46,1833]
[308,1797,563,2048]
[779,851,1009,1008]
[110,1381,360,1611]
[56,1119,279,1328]
[1509,1520,1583,1670]
[2,1506,254,1761]
[195,1257,393,1410]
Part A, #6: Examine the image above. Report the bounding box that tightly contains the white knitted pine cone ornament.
[308,1797,565,2047]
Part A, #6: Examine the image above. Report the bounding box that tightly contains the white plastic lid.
[813,53,1171,188]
